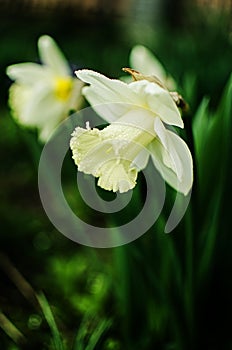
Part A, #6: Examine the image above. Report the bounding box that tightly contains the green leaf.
[193,74,232,203]
[192,96,210,163]
[37,292,65,350]
[195,73,232,285]
[73,315,112,350]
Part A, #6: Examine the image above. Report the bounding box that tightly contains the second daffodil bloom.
[70,69,193,195]
[6,35,83,142]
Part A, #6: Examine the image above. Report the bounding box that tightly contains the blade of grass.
[197,190,221,286]
[192,96,210,161]
[73,315,111,350]
[197,74,232,285]
[37,292,65,350]
[0,252,40,310]
[0,310,27,345]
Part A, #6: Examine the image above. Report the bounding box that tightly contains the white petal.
[149,131,193,195]
[9,82,65,142]
[128,79,149,97]
[113,106,155,130]
[77,69,140,98]
[153,117,168,148]
[8,83,32,125]
[131,148,150,170]
[76,70,182,128]
[38,35,70,76]
[145,82,184,128]
[76,69,146,122]
[130,45,176,90]
[39,116,62,142]
[6,63,51,84]
[76,69,135,98]
[23,84,65,138]
[128,80,183,128]
[130,45,167,81]
[153,117,182,178]
[81,86,130,123]
[68,79,84,111]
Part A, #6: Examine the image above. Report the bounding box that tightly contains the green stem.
[185,204,194,347]
[183,111,196,348]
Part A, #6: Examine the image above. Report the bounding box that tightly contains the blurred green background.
[1,0,232,349]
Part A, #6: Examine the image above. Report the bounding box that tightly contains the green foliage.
[73,316,112,350]
[37,293,65,350]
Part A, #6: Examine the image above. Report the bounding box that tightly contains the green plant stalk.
[146,215,185,350]
[183,109,196,348]
[197,74,232,286]
[37,292,65,350]
[184,204,194,347]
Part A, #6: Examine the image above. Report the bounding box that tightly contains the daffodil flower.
[70,69,193,195]
[6,35,83,142]
[129,45,176,90]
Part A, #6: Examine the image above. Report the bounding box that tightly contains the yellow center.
[54,77,73,101]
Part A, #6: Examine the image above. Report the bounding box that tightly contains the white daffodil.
[129,45,176,90]
[70,69,193,195]
[6,35,83,142]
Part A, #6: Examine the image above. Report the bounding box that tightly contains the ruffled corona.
[70,111,155,193]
